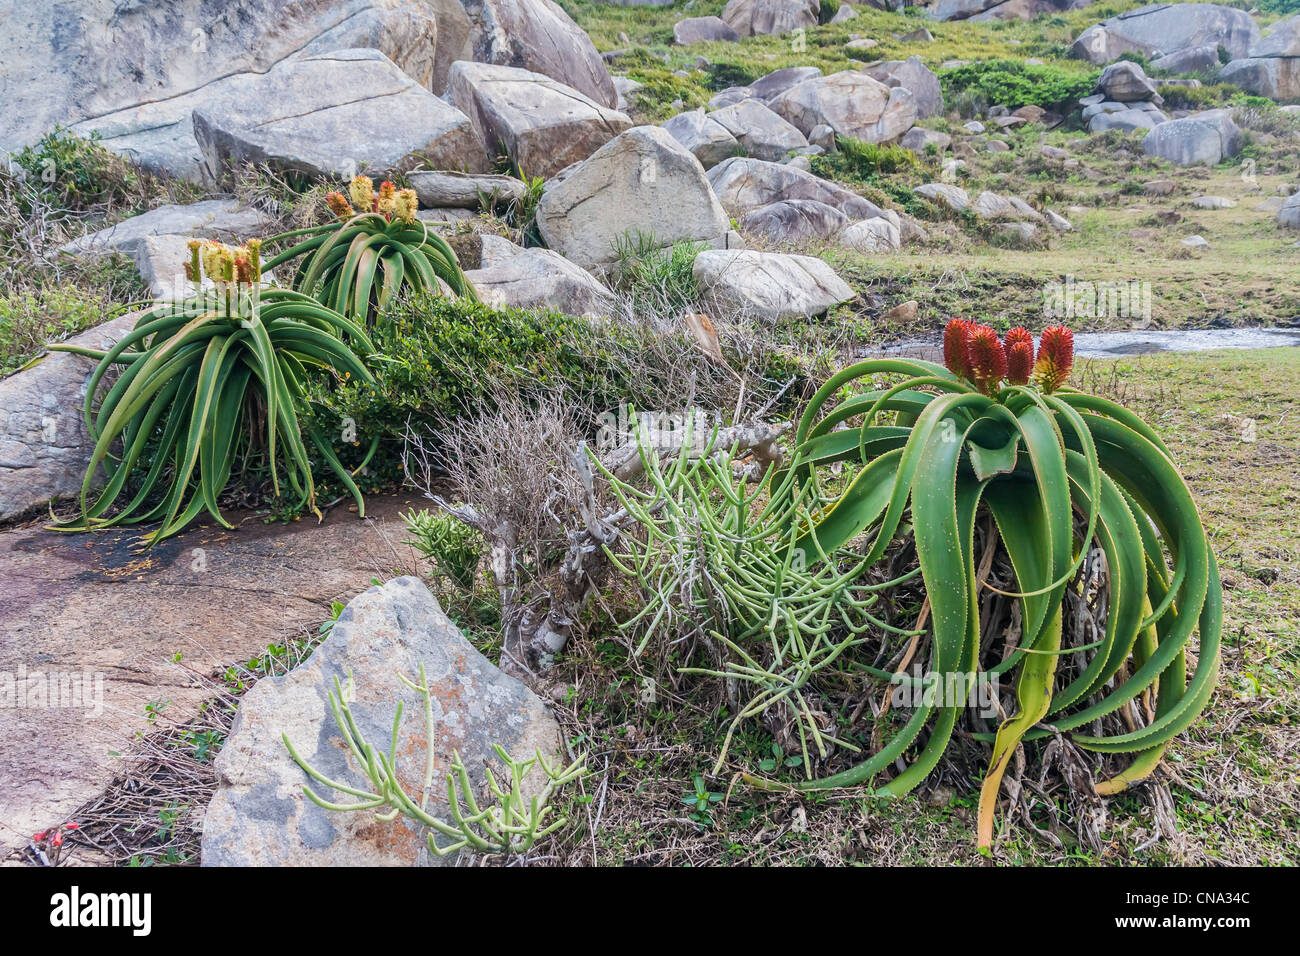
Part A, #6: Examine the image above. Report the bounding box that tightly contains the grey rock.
[613,76,644,111]
[914,182,970,214]
[4,0,474,157]
[1142,109,1240,166]
[447,62,632,179]
[408,171,528,209]
[929,0,1095,21]
[1096,61,1160,102]
[768,71,917,144]
[739,199,851,244]
[986,139,1011,152]
[748,67,824,103]
[1277,192,1300,229]
[997,221,1040,243]
[708,156,884,219]
[721,0,819,37]
[963,121,986,134]
[192,50,488,185]
[1045,209,1073,232]
[537,126,732,270]
[838,216,901,252]
[1180,234,1210,248]
[466,247,615,317]
[693,249,855,323]
[0,312,141,521]
[708,99,809,162]
[201,576,562,867]
[864,57,944,119]
[901,127,952,154]
[663,110,741,169]
[709,87,756,110]
[809,124,837,150]
[1192,195,1236,209]
[1071,4,1260,66]
[1089,108,1167,133]
[830,4,858,22]
[462,0,619,108]
[1220,18,1300,100]
[60,201,270,258]
[674,16,741,45]
[1150,44,1221,75]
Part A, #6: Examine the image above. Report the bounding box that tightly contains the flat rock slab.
[60,201,271,258]
[0,495,423,853]
[193,49,489,184]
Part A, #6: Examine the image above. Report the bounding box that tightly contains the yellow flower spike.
[349,175,374,213]
[395,188,418,224]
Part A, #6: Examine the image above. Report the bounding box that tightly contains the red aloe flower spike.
[966,324,1007,395]
[943,318,973,378]
[1033,325,1074,392]
[1005,327,1034,385]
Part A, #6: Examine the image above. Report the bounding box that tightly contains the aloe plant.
[765,320,1221,847]
[51,240,378,545]
[262,176,476,326]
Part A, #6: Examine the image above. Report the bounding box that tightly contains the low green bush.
[939,59,1097,110]
[10,128,145,213]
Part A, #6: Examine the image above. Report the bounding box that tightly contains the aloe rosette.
[768,320,1221,847]
[262,176,476,326]
[52,240,378,545]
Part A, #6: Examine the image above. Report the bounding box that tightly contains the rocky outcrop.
[201,576,562,866]
[927,0,1095,21]
[768,71,916,144]
[1219,16,1300,101]
[1082,63,1168,134]
[708,157,884,220]
[721,0,820,37]
[708,99,809,162]
[466,245,616,317]
[192,49,489,184]
[748,67,824,103]
[460,0,618,108]
[536,126,734,271]
[662,110,742,169]
[693,250,854,323]
[863,57,944,119]
[1070,4,1260,66]
[739,200,852,244]
[839,216,902,252]
[1142,109,1241,166]
[447,62,631,179]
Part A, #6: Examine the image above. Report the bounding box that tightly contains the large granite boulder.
[461,0,618,108]
[739,199,852,244]
[2,0,471,156]
[674,16,741,45]
[748,67,824,103]
[536,126,734,271]
[0,313,140,521]
[721,0,820,37]
[708,99,809,162]
[466,245,616,317]
[1219,16,1300,101]
[193,49,488,184]
[201,576,563,866]
[447,62,631,179]
[708,156,884,220]
[693,249,854,323]
[1096,61,1161,102]
[863,57,944,119]
[662,110,741,169]
[928,0,1095,21]
[1070,4,1260,66]
[1277,192,1300,230]
[1142,109,1241,166]
[768,71,917,144]
[839,216,901,253]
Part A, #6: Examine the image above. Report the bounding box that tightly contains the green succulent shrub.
[262,176,476,328]
[402,508,483,590]
[52,240,377,544]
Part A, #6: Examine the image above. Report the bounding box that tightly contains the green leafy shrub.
[10,128,143,212]
[402,508,483,590]
[939,59,1097,110]
[813,137,918,182]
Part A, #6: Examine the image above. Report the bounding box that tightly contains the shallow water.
[873,327,1300,360]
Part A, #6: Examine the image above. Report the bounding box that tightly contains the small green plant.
[506,173,546,247]
[811,136,918,185]
[402,508,483,590]
[682,775,724,825]
[612,231,703,315]
[10,127,141,212]
[940,59,1097,110]
[283,667,588,857]
[263,175,476,327]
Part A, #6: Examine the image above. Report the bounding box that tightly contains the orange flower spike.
[1033,325,1074,392]
[325,191,354,221]
[943,318,973,378]
[965,324,1007,395]
[1004,327,1035,385]
[234,255,253,285]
